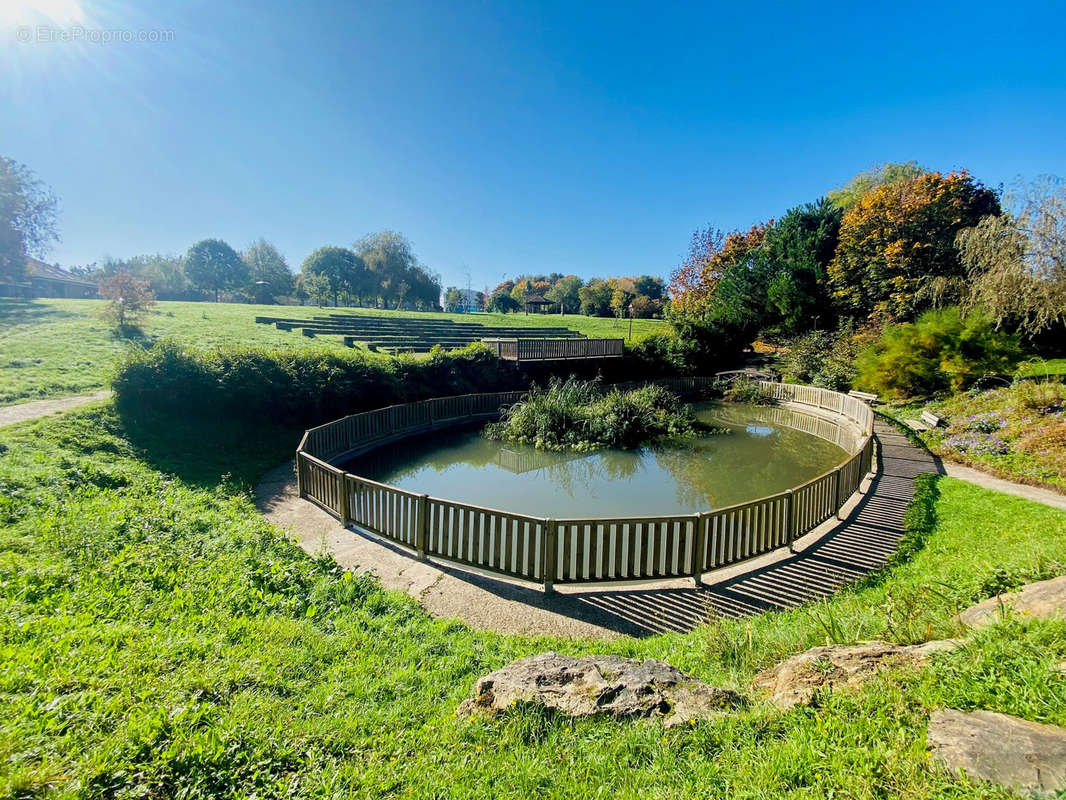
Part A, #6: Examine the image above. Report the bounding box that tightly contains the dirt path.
[0,390,112,427]
[256,421,938,639]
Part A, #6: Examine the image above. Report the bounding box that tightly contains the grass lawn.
[3,403,1066,797]
[0,300,667,406]
[1016,357,1066,378]
[881,380,1066,492]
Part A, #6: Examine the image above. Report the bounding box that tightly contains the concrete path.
[0,390,111,427]
[257,420,943,639]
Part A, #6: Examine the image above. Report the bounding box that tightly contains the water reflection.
[343,402,852,518]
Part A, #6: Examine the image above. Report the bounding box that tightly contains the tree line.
[73,232,443,310]
[669,163,1065,345]
[662,162,1066,394]
[482,274,666,317]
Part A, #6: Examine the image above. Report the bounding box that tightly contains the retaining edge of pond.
[295,379,877,593]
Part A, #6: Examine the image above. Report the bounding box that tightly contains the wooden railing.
[296,380,876,590]
[482,337,624,361]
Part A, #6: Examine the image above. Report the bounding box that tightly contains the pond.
[343,402,857,518]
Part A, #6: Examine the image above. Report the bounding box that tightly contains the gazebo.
[523,293,552,314]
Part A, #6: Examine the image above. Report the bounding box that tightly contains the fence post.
[295,453,304,499]
[786,490,796,551]
[543,518,557,594]
[691,513,706,586]
[833,468,843,519]
[416,494,429,561]
[338,472,351,527]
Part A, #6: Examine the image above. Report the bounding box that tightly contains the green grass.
[0,300,667,406]
[3,404,1066,797]
[1015,357,1066,378]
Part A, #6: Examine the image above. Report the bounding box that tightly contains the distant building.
[0,258,98,299]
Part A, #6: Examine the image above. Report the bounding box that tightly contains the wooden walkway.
[566,420,939,634]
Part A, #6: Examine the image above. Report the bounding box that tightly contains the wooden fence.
[481,337,625,361]
[296,380,875,590]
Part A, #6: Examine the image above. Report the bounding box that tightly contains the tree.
[183,239,249,302]
[633,275,665,300]
[828,171,1000,321]
[545,275,583,314]
[757,198,843,335]
[668,224,768,318]
[510,279,533,306]
[301,246,361,307]
[608,277,637,317]
[578,278,613,316]
[629,295,660,318]
[668,226,726,315]
[98,270,155,329]
[487,287,519,313]
[354,231,423,309]
[95,253,188,299]
[827,161,929,210]
[300,272,331,306]
[958,176,1066,337]
[242,239,293,303]
[0,157,59,284]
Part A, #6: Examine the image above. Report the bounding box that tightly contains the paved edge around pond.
[256,419,943,639]
[0,390,112,427]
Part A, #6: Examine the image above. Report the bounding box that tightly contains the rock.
[753,639,961,708]
[959,576,1066,629]
[457,652,746,727]
[928,709,1066,795]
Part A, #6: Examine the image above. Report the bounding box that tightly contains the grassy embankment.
[882,379,1066,493]
[3,399,1066,797]
[0,299,667,406]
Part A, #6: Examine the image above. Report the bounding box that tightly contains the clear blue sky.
[2,0,1064,291]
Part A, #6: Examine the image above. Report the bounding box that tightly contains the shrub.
[112,340,525,430]
[1017,423,1066,475]
[1013,379,1066,415]
[779,322,868,391]
[716,377,776,406]
[484,377,710,451]
[854,307,1022,398]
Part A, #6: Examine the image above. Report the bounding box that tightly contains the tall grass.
[484,377,708,450]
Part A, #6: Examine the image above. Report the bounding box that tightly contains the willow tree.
[958,176,1066,336]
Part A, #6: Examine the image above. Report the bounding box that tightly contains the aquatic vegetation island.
[483,378,721,451]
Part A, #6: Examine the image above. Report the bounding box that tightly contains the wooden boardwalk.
[567,420,940,634]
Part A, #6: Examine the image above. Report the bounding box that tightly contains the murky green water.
[345,402,854,517]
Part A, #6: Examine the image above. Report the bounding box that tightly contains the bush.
[112,340,525,430]
[484,377,711,450]
[855,308,1022,398]
[1013,379,1066,414]
[779,322,867,391]
[716,376,776,405]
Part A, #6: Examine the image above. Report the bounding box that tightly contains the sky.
[1,0,1064,292]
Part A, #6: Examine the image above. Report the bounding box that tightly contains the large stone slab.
[959,576,1066,629]
[928,709,1066,795]
[458,652,746,727]
[753,639,960,708]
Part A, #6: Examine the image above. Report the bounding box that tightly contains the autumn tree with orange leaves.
[668,224,769,317]
[828,170,999,320]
